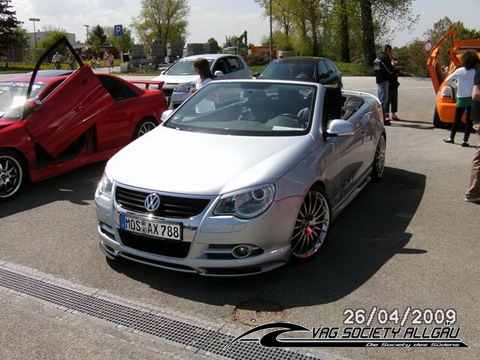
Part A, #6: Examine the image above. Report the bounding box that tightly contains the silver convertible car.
[95,79,386,276]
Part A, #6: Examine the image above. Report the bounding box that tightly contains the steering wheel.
[238,107,255,121]
[278,113,298,120]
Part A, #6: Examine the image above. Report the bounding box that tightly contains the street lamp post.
[269,0,273,61]
[84,25,90,43]
[29,18,40,48]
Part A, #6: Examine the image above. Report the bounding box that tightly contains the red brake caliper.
[305,225,314,237]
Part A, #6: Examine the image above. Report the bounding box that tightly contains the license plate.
[119,215,182,241]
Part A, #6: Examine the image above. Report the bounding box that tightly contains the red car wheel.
[0,150,26,202]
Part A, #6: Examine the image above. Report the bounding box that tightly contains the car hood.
[0,119,17,130]
[107,126,313,195]
[151,74,199,89]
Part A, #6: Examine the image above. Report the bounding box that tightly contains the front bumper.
[95,186,302,277]
[436,100,456,124]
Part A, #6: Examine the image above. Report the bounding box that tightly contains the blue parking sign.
[114,25,123,36]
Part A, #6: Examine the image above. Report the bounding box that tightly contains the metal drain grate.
[0,266,323,360]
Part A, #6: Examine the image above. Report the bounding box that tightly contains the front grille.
[118,229,191,258]
[115,186,210,219]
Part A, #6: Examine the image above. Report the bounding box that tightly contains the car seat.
[238,91,272,122]
[341,96,364,119]
[215,61,228,75]
[277,88,305,115]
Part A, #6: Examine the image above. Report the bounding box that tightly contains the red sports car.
[0,37,168,201]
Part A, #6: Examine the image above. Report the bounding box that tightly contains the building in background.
[26,31,76,48]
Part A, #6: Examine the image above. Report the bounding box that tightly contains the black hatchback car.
[257,57,343,117]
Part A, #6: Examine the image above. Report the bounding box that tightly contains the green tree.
[359,0,375,65]
[132,0,190,55]
[105,26,134,52]
[35,28,70,65]
[207,37,219,52]
[257,0,324,56]
[0,0,22,56]
[37,28,69,49]
[12,26,28,47]
[87,24,107,46]
[396,40,428,76]
[338,0,351,62]
[396,18,480,77]
[424,17,480,44]
[255,0,417,64]
[255,0,296,50]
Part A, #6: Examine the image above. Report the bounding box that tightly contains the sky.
[11,0,479,48]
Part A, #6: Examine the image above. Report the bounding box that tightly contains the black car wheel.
[372,134,386,181]
[133,118,157,139]
[290,187,331,260]
[0,150,26,202]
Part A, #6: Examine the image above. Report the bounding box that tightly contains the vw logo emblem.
[144,193,161,212]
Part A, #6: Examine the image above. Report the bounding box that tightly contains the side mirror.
[27,97,42,107]
[326,119,355,137]
[214,70,224,77]
[161,109,174,122]
[24,97,42,115]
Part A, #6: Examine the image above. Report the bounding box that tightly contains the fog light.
[232,245,252,259]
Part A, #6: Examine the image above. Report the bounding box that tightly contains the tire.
[290,187,331,260]
[372,134,386,181]
[0,150,26,202]
[133,118,157,140]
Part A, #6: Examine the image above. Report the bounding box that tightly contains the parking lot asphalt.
[0,75,479,360]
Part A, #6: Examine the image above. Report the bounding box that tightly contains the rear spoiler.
[129,80,165,90]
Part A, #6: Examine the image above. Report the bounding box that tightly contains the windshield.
[259,61,317,81]
[164,81,316,136]
[0,81,46,120]
[165,59,214,76]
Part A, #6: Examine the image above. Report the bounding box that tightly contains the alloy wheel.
[373,135,386,181]
[135,119,157,139]
[0,152,24,201]
[291,189,331,259]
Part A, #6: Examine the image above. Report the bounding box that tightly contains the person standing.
[465,67,480,203]
[52,52,61,69]
[374,45,394,126]
[104,51,114,73]
[67,52,75,70]
[190,58,214,95]
[189,58,216,113]
[443,50,479,147]
[386,58,400,121]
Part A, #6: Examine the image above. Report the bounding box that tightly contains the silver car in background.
[152,54,252,107]
[95,79,386,276]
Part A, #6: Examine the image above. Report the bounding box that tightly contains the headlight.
[97,173,113,198]
[441,86,454,100]
[214,184,275,219]
[174,82,195,94]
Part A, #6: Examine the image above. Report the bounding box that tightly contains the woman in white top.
[443,51,479,147]
[190,58,214,94]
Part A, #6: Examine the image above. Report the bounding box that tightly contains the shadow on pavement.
[107,166,427,309]
[0,162,105,219]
